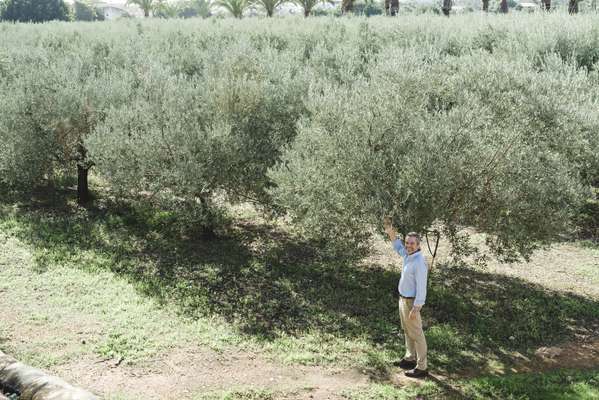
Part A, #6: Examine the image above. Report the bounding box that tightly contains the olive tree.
[0,41,130,203]
[269,51,596,261]
[86,43,306,234]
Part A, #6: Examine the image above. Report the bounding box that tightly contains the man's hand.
[383,216,397,241]
[409,305,422,320]
[409,308,419,320]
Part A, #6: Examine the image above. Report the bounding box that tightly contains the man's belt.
[399,294,415,299]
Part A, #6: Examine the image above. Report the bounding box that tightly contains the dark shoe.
[405,368,428,378]
[393,358,417,370]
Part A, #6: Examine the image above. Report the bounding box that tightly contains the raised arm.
[392,238,408,258]
[383,216,407,258]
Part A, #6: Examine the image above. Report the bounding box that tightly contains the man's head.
[405,232,421,255]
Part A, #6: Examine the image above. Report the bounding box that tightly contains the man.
[383,217,429,378]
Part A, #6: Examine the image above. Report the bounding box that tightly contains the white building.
[65,0,145,19]
[95,1,146,18]
[517,1,541,10]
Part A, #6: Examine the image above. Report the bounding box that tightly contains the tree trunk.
[442,0,451,15]
[341,0,353,14]
[304,7,310,16]
[482,0,489,11]
[144,8,150,17]
[197,195,217,240]
[0,351,98,400]
[499,0,508,12]
[568,0,578,12]
[542,0,550,10]
[386,0,398,15]
[77,164,90,205]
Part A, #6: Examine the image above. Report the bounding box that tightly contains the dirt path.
[523,335,599,372]
[44,335,599,399]
[3,337,597,400]
[388,336,599,393]
[50,348,369,399]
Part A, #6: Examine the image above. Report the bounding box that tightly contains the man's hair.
[406,232,421,245]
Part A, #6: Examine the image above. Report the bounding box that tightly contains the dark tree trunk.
[77,164,90,205]
[341,0,353,14]
[197,195,217,240]
[568,0,578,12]
[482,0,489,11]
[542,0,550,10]
[144,9,150,17]
[385,0,398,14]
[499,0,508,12]
[304,7,310,16]
[442,0,451,15]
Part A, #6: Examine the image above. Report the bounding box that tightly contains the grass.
[0,233,240,368]
[0,186,598,398]
[343,369,599,400]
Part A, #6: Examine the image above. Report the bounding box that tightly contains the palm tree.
[213,0,250,18]
[154,0,179,17]
[215,0,248,17]
[126,0,156,17]
[292,0,331,16]
[179,0,211,17]
[252,0,286,16]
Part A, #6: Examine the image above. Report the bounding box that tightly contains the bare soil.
[50,348,369,399]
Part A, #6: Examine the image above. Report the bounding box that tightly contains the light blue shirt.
[393,239,428,307]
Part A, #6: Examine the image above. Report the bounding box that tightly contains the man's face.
[405,236,420,255]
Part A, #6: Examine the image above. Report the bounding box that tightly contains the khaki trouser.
[399,297,428,370]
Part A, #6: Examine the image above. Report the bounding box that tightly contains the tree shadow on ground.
[1,191,598,382]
